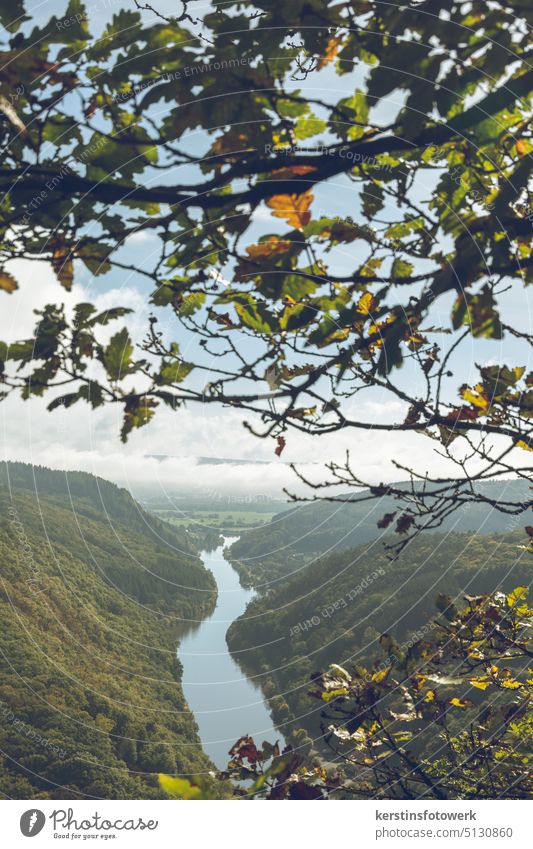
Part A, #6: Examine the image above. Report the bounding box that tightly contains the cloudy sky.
[1,256,475,499]
[2,0,530,499]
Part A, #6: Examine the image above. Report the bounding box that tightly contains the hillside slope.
[227,530,532,750]
[0,464,221,799]
[228,479,531,587]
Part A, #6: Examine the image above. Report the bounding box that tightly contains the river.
[178,537,284,770]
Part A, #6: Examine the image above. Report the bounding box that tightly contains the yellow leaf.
[424,690,435,702]
[372,666,391,683]
[501,680,522,689]
[158,774,202,799]
[0,271,18,293]
[356,291,375,315]
[266,190,314,230]
[324,328,350,343]
[469,678,491,690]
[322,687,348,702]
[449,697,472,708]
[461,385,490,411]
[507,586,528,609]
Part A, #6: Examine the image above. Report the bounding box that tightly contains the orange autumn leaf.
[0,270,18,293]
[271,165,317,180]
[317,35,343,70]
[265,190,314,230]
[51,245,74,291]
[246,236,292,260]
[211,129,249,156]
[515,138,531,157]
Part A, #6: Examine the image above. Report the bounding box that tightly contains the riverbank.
[178,538,284,771]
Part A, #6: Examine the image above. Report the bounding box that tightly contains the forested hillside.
[228,480,531,587]
[0,464,223,799]
[227,530,531,752]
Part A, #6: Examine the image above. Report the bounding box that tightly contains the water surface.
[179,537,284,770]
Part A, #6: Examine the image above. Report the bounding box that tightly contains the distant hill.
[145,454,283,465]
[0,463,224,799]
[0,462,187,544]
[229,479,531,587]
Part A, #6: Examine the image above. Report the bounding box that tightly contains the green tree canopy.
[0,0,531,543]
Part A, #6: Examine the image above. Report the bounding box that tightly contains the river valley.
[179,538,284,770]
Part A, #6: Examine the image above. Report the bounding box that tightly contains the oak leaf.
[266,190,314,229]
[0,271,18,293]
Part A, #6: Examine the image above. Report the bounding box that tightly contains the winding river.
[179,537,284,770]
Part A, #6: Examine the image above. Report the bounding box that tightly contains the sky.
[1,258,481,499]
[1,0,531,500]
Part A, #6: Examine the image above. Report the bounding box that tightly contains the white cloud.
[0,260,518,500]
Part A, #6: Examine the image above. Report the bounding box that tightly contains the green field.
[154,508,279,531]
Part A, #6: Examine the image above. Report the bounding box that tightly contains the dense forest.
[0,463,228,799]
[228,480,531,587]
[227,528,531,757]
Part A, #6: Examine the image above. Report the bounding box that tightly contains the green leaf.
[294,115,327,140]
[47,391,83,411]
[452,286,502,339]
[391,259,414,279]
[178,292,206,316]
[157,359,195,385]
[362,183,384,219]
[103,328,133,381]
[235,300,275,333]
[280,303,317,332]
[492,158,531,217]
[73,303,97,327]
[89,307,133,326]
[376,316,406,375]
[339,89,369,140]
[158,774,202,800]
[78,381,104,408]
[276,97,308,118]
[436,593,457,621]
[0,0,28,31]
[121,395,157,442]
